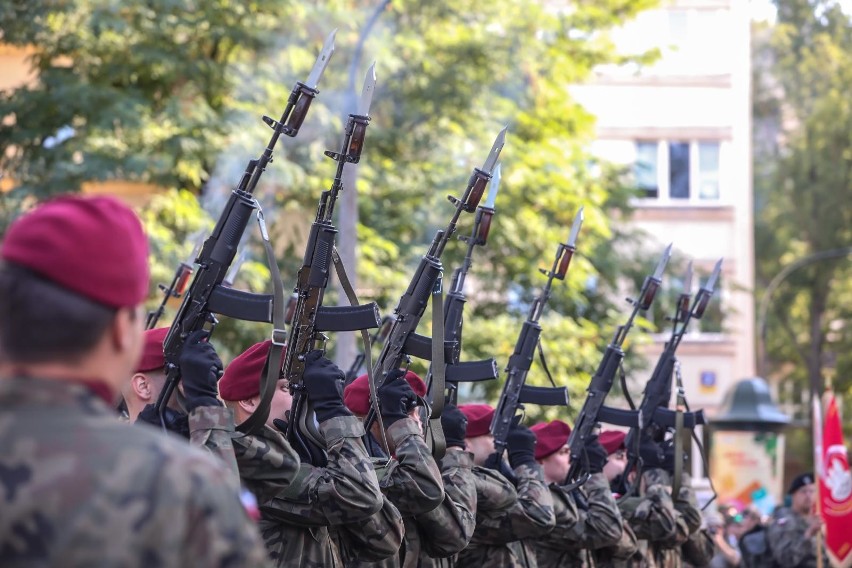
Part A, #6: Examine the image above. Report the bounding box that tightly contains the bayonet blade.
[224,249,247,287]
[567,206,584,248]
[652,243,673,280]
[357,62,377,116]
[683,261,694,294]
[481,126,508,175]
[703,258,723,292]
[484,162,502,209]
[305,29,337,89]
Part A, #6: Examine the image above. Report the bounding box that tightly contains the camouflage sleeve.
[181,452,272,567]
[416,448,478,558]
[334,494,405,564]
[260,415,384,527]
[674,473,703,536]
[472,462,556,543]
[577,472,624,549]
[767,516,815,568]
[473,465,519,514]
[232,425,301,506]
[619,471,688,547]
[380,417,445,516]
[189,405,240,481]
[538,484,581,546]
[681,528,715,567]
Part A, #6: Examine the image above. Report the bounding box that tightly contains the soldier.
[595,430,641,568]
[456,403,556,568]
[0,195,268,567]
[766,473,823,568]
[340,370,450,567]
[123,326,238,477]
[219,341,389,567]
[528,420,624,568]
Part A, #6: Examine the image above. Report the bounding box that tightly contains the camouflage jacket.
[233,415,383,568]
[343,417,446,568]
[681,528,714,567]
[618,469,691,568]
[416,449,479,568]
[0,376,269,568]
[456,462,556,568]
[188,405,240,480]
[533,472,625,568]
[766,510,819,568]
[594,519,642,568]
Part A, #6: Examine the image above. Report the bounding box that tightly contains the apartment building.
[571,0,756,486]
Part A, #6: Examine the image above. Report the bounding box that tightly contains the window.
[669,142,690,199]
[634,140,722,203]
[635,141,659,198]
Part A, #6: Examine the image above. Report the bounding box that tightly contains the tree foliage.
[754,0,852,422]
[0,0,663,418]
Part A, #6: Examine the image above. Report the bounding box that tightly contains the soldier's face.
[467,434,496,466]
[541,445,571,484]
[791,483,817,515]
[267,379,292,426]
[603,449,627,482]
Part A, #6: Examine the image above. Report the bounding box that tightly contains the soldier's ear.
[131,373,153,401]
[238,396,259,414]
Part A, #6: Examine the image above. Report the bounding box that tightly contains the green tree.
[753,1,852,434]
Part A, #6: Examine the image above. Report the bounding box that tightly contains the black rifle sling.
[237,209,286,435]
[536,339,558,389]
[331,247,391,459]
[427,279,446,459]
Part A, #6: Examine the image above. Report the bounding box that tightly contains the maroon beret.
[344,370,427,416]
[600,430,626,455]
[136,327,169,373]
[458,403,495,438]
[220,340,281,402]
[1,195,149,307]
[531,420,571,460]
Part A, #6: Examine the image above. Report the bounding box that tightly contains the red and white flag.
[819,392,852,568]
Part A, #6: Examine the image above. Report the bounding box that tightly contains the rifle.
[145,236,203,329]
[155,31,336,431]
[604,259,722,495]
[366,128,507,448]
[422,163,502,457]
[283,64,383,464]
[346,315,394,383]
[564,244,673,488]
[490,208,584,457]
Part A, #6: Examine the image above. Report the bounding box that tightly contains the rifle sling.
[331,246,391,461]
[237,208,286,436]
[427,277,446,459]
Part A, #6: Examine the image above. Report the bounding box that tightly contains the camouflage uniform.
[681,528,714,567]
[234,415,384,567]
[532,472,625,568]
[188,405,240,479]
[618,468,691,568]
[0,377,269,567]
[456,461,556,568]
[344,417,447,568]
[593,519,642,568]
[766,510,819,568]
[416,449,479,568]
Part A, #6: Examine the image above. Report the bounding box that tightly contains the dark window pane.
[669,142,690,199]
[635,141,658,198]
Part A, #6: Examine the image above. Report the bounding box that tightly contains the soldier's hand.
[660,438,685,476]
[581,434,609,474]
[506,422,537,469]
[638,435,666,470]
[302,349,350,422]
[805,516,824,538]
[441,404,468,449]
[179,330,223,411]
[377,370,417,427]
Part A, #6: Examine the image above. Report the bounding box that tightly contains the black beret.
[787,472,815,495]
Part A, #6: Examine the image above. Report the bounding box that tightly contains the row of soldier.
[0,195,715,567]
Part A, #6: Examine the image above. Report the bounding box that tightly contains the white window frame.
[634,139,725,206]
